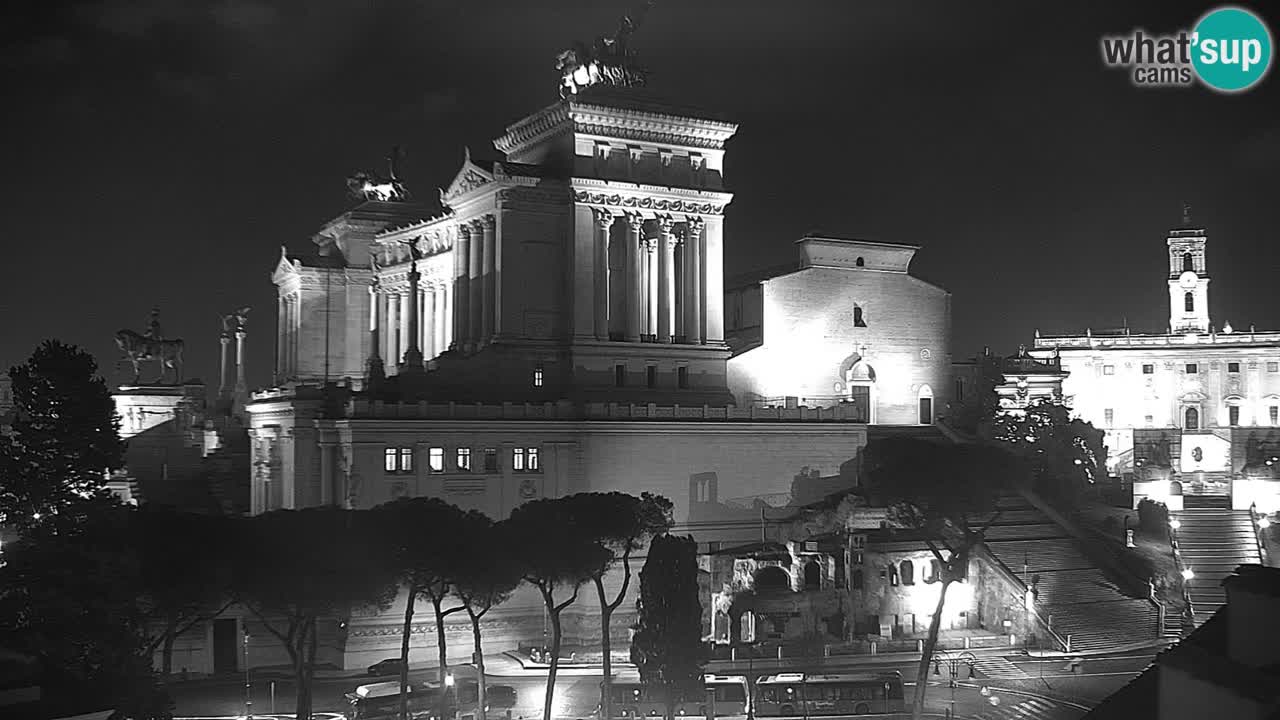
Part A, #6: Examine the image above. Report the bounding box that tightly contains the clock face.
[1179,271,1198,288]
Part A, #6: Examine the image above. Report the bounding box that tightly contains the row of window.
[1104,361,1280,375]
[615,364,690,389]
[384,446,541,474]
[1102,405,1280,429]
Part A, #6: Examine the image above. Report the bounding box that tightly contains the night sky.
[3,1,1279,392]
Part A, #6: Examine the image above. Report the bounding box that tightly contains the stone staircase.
[1173,498,1262,626]
[978,496,1161,653]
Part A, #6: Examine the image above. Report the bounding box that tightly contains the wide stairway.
[1175,495,1262,626]
[978,496,1161,653]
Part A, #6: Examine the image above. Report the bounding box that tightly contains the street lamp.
[1169,518,1182,531]
[1182,568,1195,581]
[1260,516,1272,530]
[933,650,976,719]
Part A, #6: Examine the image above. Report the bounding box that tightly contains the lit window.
[1145,415,1154,426]
[456,448,471,472]
[533,364,544,387]
[384,448,398,473]
[888,567,899,587]
[513,447,526,472]
[646,366,656,388]
[398,448,413,473]
[615,364,626,387]
[527,447,540,472]
[484,448,498,473]
[678,366,689,389]
[1271,406,1278,425]
[1142,364,1154,374]
[1228,362,1240,373]
[1103,365,1115,375]
[1104,408,1114,426]
[1186,363,1198,374]
[429,447,444,473]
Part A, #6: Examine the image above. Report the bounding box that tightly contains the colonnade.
[369,281,453,370]
[276,292,301,379]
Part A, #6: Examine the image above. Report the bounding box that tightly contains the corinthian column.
[481,215,496,345]
[387,291,400,365]
[594,208,614,340]
[219,332,231,397]
[657,216,676,343]
[468,219,483,350]
[453,224,471,351]
[424,285,437,359]
[625,214,643,342]
[684,217,704,345]
[646,239,658,338]
[401,250,424,372]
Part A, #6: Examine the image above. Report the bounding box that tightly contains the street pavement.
[168,649,1159,720]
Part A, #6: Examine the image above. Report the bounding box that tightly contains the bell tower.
[1167,204,1210,334]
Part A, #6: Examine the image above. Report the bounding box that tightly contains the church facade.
[1031,219,1280,511]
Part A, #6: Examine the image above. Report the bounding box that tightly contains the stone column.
[402,256,424,372]
[594,208,614,340]
[625,214,643,342]
[366,283,384,386]
[684,217,704,344]
[235,329,247,396]
[481,215,496,345]
[219,332,231,397]
[442,283,452,351]
[468,219,483,350]
[398,289,413,368]
[424,285,436,359]
[453,224,471,351]
[646,239,659,338]
[657,216,676,343]
[387,291,400,366]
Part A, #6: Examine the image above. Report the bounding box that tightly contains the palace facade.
[1030,219,1280,511]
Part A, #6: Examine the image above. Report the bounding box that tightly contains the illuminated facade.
[1031,219,1280,511]
[726,236,953,425]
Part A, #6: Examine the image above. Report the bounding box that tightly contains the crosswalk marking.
[974,697,1068,720]
[972,656,1031,680]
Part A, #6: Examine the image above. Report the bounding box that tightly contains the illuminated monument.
[1032,206,1280,511]
[239,5,956,671]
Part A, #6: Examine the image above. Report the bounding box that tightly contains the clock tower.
[1167,205,1210,334]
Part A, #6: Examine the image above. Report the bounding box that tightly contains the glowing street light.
[1181,568,1195,581]
[1260,516,1272,530]
[1169,519,1182,531]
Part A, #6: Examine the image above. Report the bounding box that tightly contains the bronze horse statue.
[115,329,185,385]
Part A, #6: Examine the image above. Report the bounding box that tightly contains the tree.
[231,508,399,720]
[374,497,470,720]
[0,340,124,532]
[136,507,235,680]
[452,514,523,720]
[563,492,674,720]
[0,501,173,718]
[991,398,1107,505]
[507,497,611,720]
[630,534,706,720]
[945,350,1003,436]
[861,436,1022,720]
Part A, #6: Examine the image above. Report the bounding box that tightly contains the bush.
[1137,498,1169,537]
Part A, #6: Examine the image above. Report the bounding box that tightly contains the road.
[170,650,1158,720]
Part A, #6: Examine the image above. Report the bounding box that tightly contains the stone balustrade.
[342,399,868,422]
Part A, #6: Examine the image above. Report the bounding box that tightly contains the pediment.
[441,149,495,203]
[271,246,300,284]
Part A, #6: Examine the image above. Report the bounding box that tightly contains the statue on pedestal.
[115,308,185,385]
[347,146,411,202]
[556,0,654,99]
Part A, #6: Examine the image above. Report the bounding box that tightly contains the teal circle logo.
[1192,6,1273,92]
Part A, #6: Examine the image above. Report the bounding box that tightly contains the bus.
[602,674,751,720]
[754,672,905,717]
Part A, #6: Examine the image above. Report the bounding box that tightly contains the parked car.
[367,658,407,676]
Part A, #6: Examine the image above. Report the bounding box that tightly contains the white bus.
[754,672,905,717]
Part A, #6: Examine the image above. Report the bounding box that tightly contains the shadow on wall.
[686,459,861,544]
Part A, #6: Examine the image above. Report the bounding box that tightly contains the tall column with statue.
[399,238,425,372]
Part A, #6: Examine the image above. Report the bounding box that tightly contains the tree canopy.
[991,397,1107,503]
[630,533,706,720]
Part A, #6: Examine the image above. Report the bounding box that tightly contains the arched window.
[1183,252,1194,272]
[804,561,822,590]
[755,566,790,591]
[851,569,864,590]
[1185,406,1199,431]
[888,566,899,587]
[1185,292,1195,312]
[853,306,867,328]
[925,559,941,583]
[856,257,865,267]
[918,385,934,425]
[899,560,915,586]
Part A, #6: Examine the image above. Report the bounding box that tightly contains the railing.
[973,543,1070,652]
[341,399,872,422]
[1167,518,1196,624]
[1034,329,1280,350]
[1250,502,1272,566]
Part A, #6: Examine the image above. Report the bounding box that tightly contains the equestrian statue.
[115,308,185,385]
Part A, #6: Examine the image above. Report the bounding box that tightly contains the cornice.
[569,102,738,150]
[571,185,731,217]
[493,102,573,156]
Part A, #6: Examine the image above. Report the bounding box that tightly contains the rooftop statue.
[557,0,654,99]
[221,306,252,336]
[116,308,185,385]
[347,146,411,202]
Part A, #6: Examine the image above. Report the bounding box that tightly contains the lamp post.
[244,631,252,720]
[933,650,976,719]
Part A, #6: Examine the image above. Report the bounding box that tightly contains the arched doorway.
[754,566,790,591]
[917,385,934,425]
[1185,406,1200,431]
[803,560,822,590]
[846,361,877,423]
